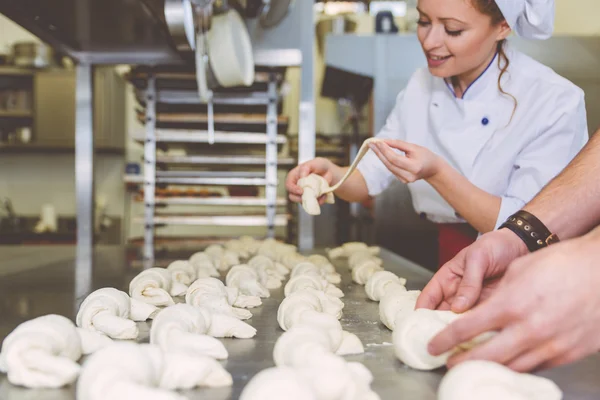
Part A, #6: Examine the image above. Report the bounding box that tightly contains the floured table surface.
[0,245,599,399]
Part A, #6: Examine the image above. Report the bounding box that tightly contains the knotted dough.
[365,271,407,302]
[186,278,254,320]
[438,360,563,400]
[129,268,187,307]
[297,174,335,216]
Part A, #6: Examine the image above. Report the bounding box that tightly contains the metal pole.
[265,73,278,238]
[297,0,316,251]
[75,63,94,307]
[143,76,157,268]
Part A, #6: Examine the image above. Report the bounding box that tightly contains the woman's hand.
[369,139,444,183]
[285,158,340,204]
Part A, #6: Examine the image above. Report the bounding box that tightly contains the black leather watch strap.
[499,210,559,252]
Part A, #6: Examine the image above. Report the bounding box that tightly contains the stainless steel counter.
[0,246,599,399]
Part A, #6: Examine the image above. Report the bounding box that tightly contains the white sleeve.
[494,90,589,229]
[357,91,406,196]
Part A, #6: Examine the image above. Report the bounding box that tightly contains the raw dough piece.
[153,303,255,341]
[247,255,285,289]
[150,304,229,360]
[307,254,336,274]
[322,138,383,195]
[277,289,344,331]
[365,271,407,302]
[284,275,344,299]
[76,288,139,339]
[348,251,383,271]
[280,252,308,271]
[77,342,232,400]
[393,309,496,370]
[328,242,380,259]
[379,289,419,331]
[130,297,160,321]
[351,260,384,285]
[166,260,197,286]
[438,360,563,400]
[274,324,363,368]
[129,268,184,306]
[297,174,335,216]
[291,262,341,285]
[239,367,316,400]
[0,315,83,388]
[226,265,270,298]
[186,278,255,320]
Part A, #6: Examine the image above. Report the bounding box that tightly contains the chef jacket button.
[455,212,462,218]
[419,212,427,220]
[482,117,490,126]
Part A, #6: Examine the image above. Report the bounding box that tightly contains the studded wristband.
[499,210,560,252]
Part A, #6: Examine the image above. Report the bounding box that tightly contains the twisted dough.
[226,265,270,298]
[277,289,344,331]
[297,174,335,215]
[77,342,232,400]
[379,289,420,331]
[351,260,384,285]
[0,314,109,388]
[77,288,141,340]
[438,360,563,400]
[328,242,380,259]
[291,262,341,286]
[393,309,496,371]
[166,260,196,286]
[129,268,186,307]
[150,304,229,360]
[274,323,363,368]
[307,254,336,274]
[284,275,344,299]
[204,245,241,272]
[240,358,380,400]
[365,271,407,302]
[186,278,254,320]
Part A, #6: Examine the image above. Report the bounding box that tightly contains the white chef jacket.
[357,44,588,230]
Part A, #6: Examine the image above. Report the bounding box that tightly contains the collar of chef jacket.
[427,49,516,179]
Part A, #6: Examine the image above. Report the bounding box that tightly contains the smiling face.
[416,0,511,83]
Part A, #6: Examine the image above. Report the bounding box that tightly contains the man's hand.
[417,228,528,312]
[428,228,600,372]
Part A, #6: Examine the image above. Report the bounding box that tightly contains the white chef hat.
[495,0,555,39]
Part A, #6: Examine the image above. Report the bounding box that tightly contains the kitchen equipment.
[11,42,54,68]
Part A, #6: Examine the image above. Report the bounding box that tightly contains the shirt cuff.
[495,196,527,230]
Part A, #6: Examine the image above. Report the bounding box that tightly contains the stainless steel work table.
[1,246,599,399]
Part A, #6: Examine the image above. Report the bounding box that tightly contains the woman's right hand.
[285,157,339,204]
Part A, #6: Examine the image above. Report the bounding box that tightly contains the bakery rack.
[126,67,294,266]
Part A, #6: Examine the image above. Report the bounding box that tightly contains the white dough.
[166,260,197,286]
[365,271,407,302]
[77,342,232,400]
[284,275,344,299]
[129,268,177,306]
[351,260,384,285]
[239,367,316,400]
[277,289,344,331]
[291,262,342,286]
[186,278,254,320]
[379,289,418,331]
[0,315,83,388]
[226,265,270,298]
[297,174,335,216]
[76,288,139,340]
[328,242,380,259]
[150,304,229,360]
[438,360,563,400]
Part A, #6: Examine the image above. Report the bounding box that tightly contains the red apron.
[437,223,478,269]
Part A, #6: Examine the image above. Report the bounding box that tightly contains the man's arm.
[523,129,600,239]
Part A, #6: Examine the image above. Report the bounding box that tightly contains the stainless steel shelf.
[135,214,289,226]
[132,130,288,144]
[0,110,33,118]
[156,154,295,166]
[125,175,267,186]
[155,171,266,179]
[136,89,282,106]
[152,196,287,206]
